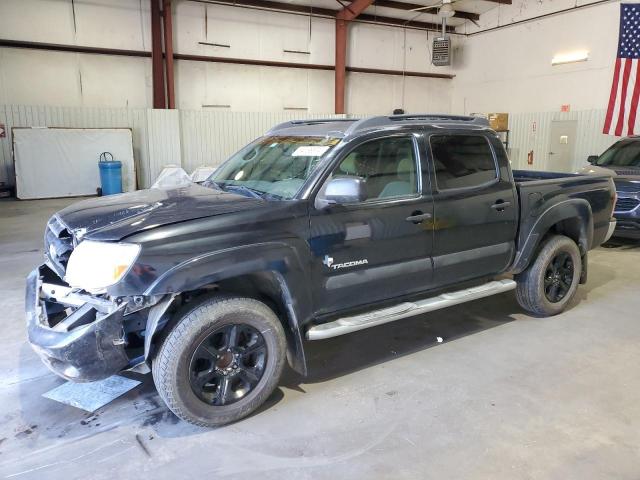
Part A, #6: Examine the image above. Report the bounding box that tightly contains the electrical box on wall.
[432,37,451,66]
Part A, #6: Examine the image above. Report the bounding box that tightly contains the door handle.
[405,212,432,223]
[491,201,511,211]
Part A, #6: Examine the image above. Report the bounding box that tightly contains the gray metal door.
[548,120,578,172]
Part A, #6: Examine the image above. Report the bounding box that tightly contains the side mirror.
[587,155,598,165]
[316,177,367,209]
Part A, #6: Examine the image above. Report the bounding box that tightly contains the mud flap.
[580,252,588,284]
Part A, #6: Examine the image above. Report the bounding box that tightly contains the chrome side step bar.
[306,279,516,340]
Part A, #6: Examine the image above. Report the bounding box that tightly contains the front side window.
[210,136,339,199]
[332,136,419,200]
[430,135,498,190]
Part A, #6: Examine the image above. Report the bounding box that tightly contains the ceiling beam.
[191,0,336,17]
[192,0,454,31]
[0,38,455,79]
[356,12,454,30]
[369,1,480,21]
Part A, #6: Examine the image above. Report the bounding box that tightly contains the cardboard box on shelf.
[488,113,509,131]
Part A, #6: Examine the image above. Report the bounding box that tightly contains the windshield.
[209,136,340,199]
[596,140,640,168]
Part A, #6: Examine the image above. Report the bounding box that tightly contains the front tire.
[515,234,582,317]
[152,295,286,427]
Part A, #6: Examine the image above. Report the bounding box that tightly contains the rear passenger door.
[428,132,518,286]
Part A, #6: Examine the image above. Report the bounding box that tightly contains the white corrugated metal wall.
[0,105,347,190]
[0,105,149,189]
[507,109,618,172]
[0,105,622,192]
[145,110,182,187]
[179,111,346,173]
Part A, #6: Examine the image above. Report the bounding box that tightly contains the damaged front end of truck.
[26,214,173,382]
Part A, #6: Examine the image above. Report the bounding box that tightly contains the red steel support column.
[334,0,373,114]
[163,0,175,109]
[335,18,347,114]
[151,0,166,108]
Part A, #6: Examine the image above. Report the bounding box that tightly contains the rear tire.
[152,295,286,427]
[515,234,582,317]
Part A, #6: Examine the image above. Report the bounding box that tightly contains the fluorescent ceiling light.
[552,50,589,66]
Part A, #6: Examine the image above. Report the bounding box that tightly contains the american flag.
[604,3,640,136]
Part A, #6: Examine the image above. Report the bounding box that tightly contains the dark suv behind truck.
[27,114,616,426]
[587,137,640,239]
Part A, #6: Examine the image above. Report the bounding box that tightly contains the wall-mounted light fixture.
[552,50,589,66]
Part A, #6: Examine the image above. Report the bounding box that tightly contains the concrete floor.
[1,198,640,479]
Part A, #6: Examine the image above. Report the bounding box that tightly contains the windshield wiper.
[222,184,265,199]
[202,179,226,191]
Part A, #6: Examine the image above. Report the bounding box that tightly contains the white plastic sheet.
[152,165,192,188]
[13,127,136,199]
[190,166,217,183]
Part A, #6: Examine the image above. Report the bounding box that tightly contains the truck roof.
[266,114,491,139]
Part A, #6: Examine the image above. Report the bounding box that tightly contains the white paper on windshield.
[292,146,330,157]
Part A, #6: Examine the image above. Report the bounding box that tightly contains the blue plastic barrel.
[98,152,123,195]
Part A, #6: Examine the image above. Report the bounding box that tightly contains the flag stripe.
[615,58,633,136]
[604,58,623,134]
[622,59,638,134]
[610,60,625,135]
[628,60,640,135]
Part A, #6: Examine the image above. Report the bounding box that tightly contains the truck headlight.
[65,240,141,293]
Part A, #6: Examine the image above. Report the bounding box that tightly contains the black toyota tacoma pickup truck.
[27,115,617,426]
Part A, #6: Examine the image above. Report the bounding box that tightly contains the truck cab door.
[308,132,434,316]
[427,132,518,286]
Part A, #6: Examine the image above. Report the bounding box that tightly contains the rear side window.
[430,135,497,190]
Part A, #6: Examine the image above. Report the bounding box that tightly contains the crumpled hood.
[56,183,263,241]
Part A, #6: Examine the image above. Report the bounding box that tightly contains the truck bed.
[510,169,616,273]
[513,169,584,183]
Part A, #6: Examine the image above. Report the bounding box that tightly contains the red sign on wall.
[0,124,5,138]
[561,104,571,112]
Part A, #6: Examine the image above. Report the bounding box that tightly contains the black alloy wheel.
[189,323,267,406]
[516,234,582,316]
[543,251,574,303]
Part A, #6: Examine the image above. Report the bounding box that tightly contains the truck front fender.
[143,242,312,375]
[511,199,593,274]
